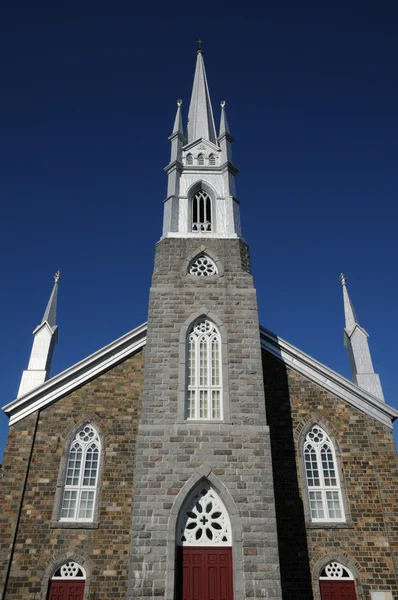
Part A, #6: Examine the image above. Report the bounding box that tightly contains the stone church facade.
[1,50,397,600]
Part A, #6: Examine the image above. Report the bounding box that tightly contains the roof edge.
[4,321,396,429]
[260,326,397,428]
[3,322,148,426]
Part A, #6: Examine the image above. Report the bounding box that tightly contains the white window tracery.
[304,425,344,522]
[52,562,86,580]
[209,154,216,165]
[187,319,222,420]
[60,424,100,522]
[197,153,205,165]
[189,254,217,277]
[186,154,193,165]
[320,562,354,580]
[192,190,212,232]
[178,485,231,546]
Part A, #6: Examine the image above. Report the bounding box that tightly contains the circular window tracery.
[320,561,354,580]
[189,255,217,277]
[178,485,231,546]
[52,562,85,580]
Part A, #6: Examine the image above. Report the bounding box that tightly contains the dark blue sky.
[1,4,397,457]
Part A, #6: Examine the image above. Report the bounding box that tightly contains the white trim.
[3,323,147,426]
[260,326,398,428]
[3,322,396,429]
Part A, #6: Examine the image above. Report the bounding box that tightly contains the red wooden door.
[320,580,357,600]
[177,547,233,600]
[48,580,85,600]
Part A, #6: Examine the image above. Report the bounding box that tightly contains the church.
[1,48,397,600]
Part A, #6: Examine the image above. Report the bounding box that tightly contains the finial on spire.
[340,273,347,286]
[54,270,61,284]
[177,99,182,107]
[195,38,203,53]
[221,100,226,108]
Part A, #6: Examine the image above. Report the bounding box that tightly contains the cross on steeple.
[195,38,203,52]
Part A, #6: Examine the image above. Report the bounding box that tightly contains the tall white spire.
[163,48,241,239]
[187,49,217,145]
[17,272,60,398]
[340,274,384,401]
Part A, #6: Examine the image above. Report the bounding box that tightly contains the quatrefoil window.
[189,255,217,277]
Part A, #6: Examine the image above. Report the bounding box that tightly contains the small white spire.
[219,101,231,137]
[17,272,60,398]
[42,270,60,328]
[340,273,358,335]
[340,273,384,401]
[172,100,184,137]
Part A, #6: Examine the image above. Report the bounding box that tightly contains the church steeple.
[17,271,60,398]
[163,49,241,239]
[340,274,384,401]
[187,49,217,145]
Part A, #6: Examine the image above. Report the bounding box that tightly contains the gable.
[3,322,397,429]
[3,323,146,426]
[260,327,397,428]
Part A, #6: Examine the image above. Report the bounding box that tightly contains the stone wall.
[0,350,144,600]
[129,238,282,600]
[262,349,398,600]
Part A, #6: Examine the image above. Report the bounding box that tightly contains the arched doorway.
[176,484,233,600]
[48,561,86,600]
[319,561,357,599]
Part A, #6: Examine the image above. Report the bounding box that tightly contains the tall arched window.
[60,424,100,522]
[197,153,205,165]
[304,425,344,522]
[187,319,222,420]
[186,153,193,165]
[209,154,216,165]
[192,190,212,232]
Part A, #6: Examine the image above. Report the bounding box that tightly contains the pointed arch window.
[192,190,212,232]
[178,484,232,546]
[304,425,344,522]
[209,154,216,165]
[186,153,193,165]
[197,154,205,165]
[187,319,222,420]
[60,424,100,522]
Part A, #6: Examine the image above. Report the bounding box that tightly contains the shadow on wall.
[262,347,313,600]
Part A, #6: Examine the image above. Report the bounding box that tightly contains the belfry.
[1,48,398,600]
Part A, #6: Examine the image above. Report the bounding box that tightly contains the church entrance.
[48,580,85,600]
[177,547,233,600]
[47,561,86,600]
[176,484,233,600]
[319,562,357,600]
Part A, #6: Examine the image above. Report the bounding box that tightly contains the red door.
[177,547,233,600]
[48,580,85,600]
[320,580,357,600]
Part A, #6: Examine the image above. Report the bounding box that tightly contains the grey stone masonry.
[128,237,282,600]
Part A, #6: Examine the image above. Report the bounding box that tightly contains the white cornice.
[260,326,397,428]
[3,323,147,426]
[4,322,396,429]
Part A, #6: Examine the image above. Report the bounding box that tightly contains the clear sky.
[1,4,397,459]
